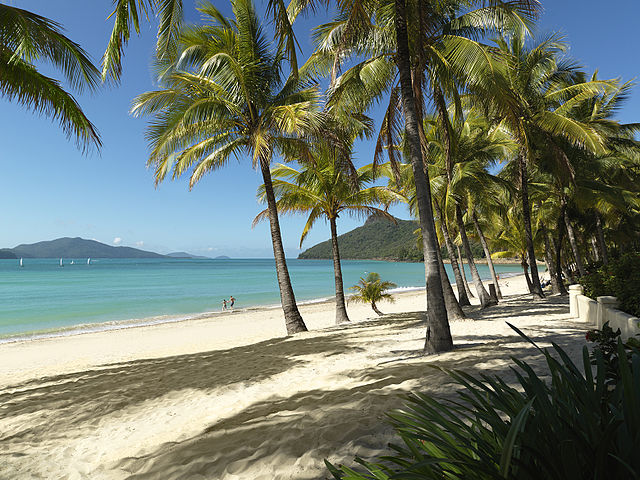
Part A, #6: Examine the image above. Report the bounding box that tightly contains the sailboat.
[87,258,91,265]
[19,258,23,268]
[59,258,63,267]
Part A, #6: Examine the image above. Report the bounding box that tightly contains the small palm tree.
[350,272,397,316]
[0,4,101,149]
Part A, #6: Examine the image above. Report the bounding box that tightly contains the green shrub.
[580,252,640,317]
[327,324,640,480]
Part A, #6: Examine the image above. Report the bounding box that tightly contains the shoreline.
[0,272,527,387]
[0,272,524,346]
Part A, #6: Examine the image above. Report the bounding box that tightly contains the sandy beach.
[0,275,589,479]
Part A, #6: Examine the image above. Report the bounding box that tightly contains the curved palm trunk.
[437,240,466,320]
[456,206,496,307]
[329,216,350,324]
[371,302,383,316]
[521,256,533,293]
[457,245,475,299]
[395,0,452,354]
[518,152,544,298]
[471,212,502,300]
[595,214,608,266]
[564,212,586,277]
[434,201,470,306]
[260,161,307,334]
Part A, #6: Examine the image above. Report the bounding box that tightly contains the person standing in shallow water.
[229,296,235,310]
[222,299,227,311]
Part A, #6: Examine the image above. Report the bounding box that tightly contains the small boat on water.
[87,258,91,265]
[59,258,63,267]
[19,258,23,268]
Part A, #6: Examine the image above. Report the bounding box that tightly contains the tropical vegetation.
[580,251,640,317]
[349,272,397,316]
[327,325,640,479]
[0,3,101,150]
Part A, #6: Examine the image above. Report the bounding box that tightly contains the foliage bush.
[327,324,640,479]
[580,251,640,317]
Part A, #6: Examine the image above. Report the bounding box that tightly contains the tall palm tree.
[255,157,402,324]
[472,31,615,297]
[131,0,323,334]
[0,4,101,149]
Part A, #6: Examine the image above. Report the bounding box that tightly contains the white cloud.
[113,237,122,245]
[135,241,144,247]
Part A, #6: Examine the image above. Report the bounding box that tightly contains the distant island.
[1,237,211,259]
[214,255,231,260]
[298,215,484,262]
[167,252,211,259]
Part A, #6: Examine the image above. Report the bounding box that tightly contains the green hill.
[8,237,166,259]
[298,215,485,262]
[299,216,425,261]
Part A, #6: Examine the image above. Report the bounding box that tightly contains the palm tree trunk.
[595,214,608,265]
[518,151,544,298]
[437,238,466,320]
[457,244,474,299]
[371,302,384,316]
[521,256,533,293]
[329,216,350,324]
[434,200,470,306]
[541,223,562,295]
[471,211,502,300]
[395,0,452,354]
[456,205,495,307]
[564,211,586,277]
[553,205,568,295]
[260,160,307,334]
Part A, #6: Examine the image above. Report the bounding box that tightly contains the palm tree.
[255,157,402,324]
[131,0,323,334]
[472,31,615,297]
[0,4,101,149]
[350,272,397,316]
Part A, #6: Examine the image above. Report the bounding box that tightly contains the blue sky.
[1,1,638,257]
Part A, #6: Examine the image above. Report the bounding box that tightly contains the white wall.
[569,285,640,341]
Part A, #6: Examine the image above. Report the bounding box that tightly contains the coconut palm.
[255,155,402,324]
[318,0,540,351]
[350,272,397,316]
[131,0,323,334]
[0,4,101,149]
[471,31,617,297]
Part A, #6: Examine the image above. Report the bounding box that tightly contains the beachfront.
[0,275,588,479]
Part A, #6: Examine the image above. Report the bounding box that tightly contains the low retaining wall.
[569,285,640,340]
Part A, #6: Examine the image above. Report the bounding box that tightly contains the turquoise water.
[0,258,522,340]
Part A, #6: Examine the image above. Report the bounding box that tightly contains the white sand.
[0,275,589,479]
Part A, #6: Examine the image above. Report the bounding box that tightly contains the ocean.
[0,258,523,341]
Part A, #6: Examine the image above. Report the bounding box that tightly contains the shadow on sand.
[1,294,585,479]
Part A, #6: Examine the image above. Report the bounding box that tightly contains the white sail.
[60,258,63,267]
[87,258,91,265]
[19,258,23,267]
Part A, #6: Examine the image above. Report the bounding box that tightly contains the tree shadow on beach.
[114,301,584,480]
[1,293,584,480]
[0,330,368,445]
